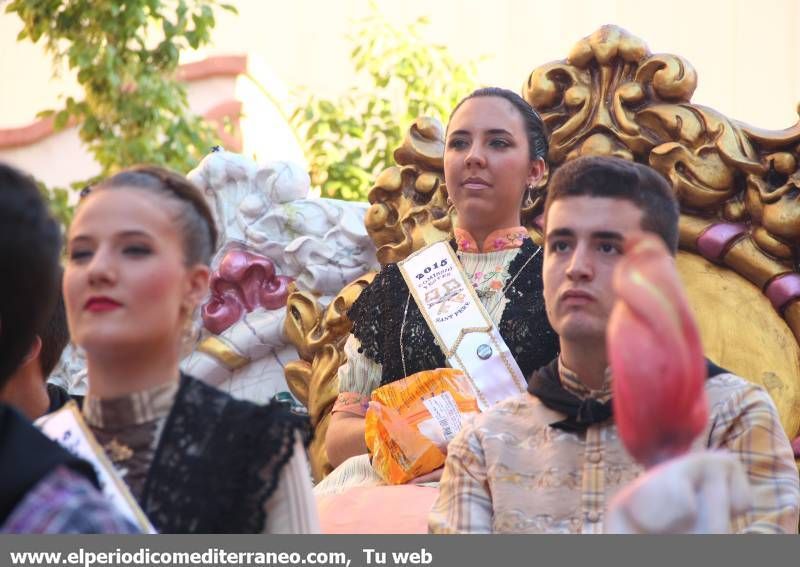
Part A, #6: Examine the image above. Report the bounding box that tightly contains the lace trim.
[83,380,179,428]
[141,374,311,533]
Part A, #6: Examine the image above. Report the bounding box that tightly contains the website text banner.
[2,535,798,567]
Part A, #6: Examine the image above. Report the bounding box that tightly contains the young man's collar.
[557,357,613,403]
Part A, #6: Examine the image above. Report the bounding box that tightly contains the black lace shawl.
[348,238,560,386]
[140,374,310,534]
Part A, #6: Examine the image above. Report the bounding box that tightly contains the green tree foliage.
[291,5,479,201]
[7,0,237,225]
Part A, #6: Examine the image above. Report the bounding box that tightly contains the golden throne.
[283,25,800,482]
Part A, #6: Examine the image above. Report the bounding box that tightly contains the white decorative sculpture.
[181,149,379,404]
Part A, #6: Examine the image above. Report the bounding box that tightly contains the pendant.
[476,289,497,301]
[104,438,134,463]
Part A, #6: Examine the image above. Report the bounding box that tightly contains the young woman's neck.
[559,339,608,391]
[86,344,182,399]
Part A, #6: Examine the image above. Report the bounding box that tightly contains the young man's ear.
[21,336,42,366]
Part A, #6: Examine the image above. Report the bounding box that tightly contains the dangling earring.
[524,184,534,208]
[180,300,196,339]
[179,308,198,357]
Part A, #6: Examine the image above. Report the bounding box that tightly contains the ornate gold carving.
[364,117,452,265]
[196,336,250,370]
[721,237,791,289]
[524,26,800,338]
[283,276,375,481]
[523,25,800,438]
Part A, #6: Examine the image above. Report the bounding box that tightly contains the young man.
[0,163,136,533]
[0,271,73,419]
[429,156,799,534]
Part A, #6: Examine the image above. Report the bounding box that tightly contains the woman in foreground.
[64,166,319,533]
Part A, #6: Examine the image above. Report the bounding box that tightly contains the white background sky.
[1,0,798,129]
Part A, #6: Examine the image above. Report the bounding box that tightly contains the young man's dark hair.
[40,274,77,413]
[0,164,61,385]
[38,271,70,379]
[544,156,680,254]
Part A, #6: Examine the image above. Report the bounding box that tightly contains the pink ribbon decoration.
[202,248,294,334]
[608,233,708,468]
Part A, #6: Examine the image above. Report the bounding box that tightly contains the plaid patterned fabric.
[430,367,800,534]
[1,466,139,533]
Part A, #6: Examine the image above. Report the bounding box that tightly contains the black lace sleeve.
[347,261,449,385]
[347,263,415,368]
[142,375,312,534]
[499,239,560,379]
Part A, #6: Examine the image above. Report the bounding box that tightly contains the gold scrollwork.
[283,276,375,481]
[365,117,452,265]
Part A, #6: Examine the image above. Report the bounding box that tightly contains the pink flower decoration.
[202,248,294,334]
[608,233,708,469]
[490,279,503,290]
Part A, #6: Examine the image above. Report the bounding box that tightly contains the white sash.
[397,240,527,410]
[36,402,156,533]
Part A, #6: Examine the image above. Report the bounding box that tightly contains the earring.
[180,311,197,353]
[524,185,534,208]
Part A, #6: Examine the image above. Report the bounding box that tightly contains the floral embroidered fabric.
[454,226,529,253]
[464,261,511,296]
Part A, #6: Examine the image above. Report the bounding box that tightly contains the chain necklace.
[398,244,542,379]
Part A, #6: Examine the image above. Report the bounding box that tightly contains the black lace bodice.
[348,238,559,386]
[141,374,310,534]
